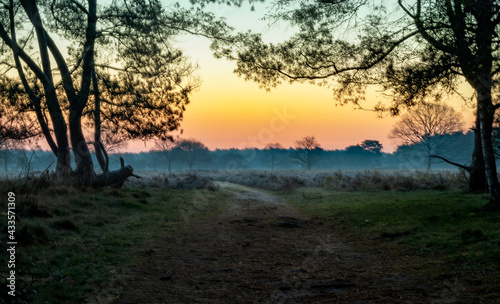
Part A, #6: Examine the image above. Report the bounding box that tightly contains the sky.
[3,1,477,155]
[122,2,475,153]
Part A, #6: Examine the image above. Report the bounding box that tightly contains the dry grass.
[130,169,468,192]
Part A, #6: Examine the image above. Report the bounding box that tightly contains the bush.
[321,170,463,192]
[280,176,306,192]
[125,169,466,192]
[169,174,220,191]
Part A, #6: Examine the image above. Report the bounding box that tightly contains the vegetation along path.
[110,183,458,303]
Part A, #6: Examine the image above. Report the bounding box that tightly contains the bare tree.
[155,138,181,172]
[177,138,211,170]
[290,136,322,170]
[389,102,464,170]
[263,142,284,170]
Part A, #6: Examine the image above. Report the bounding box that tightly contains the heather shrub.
[167,174,219,191]
[279,176,306,192]
[127,169,466,192]
[321,170,464,191]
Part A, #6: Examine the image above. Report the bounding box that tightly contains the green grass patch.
[279,188,500,276]
[0,187,233,303]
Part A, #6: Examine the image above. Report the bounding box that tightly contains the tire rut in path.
[110,183,442,304]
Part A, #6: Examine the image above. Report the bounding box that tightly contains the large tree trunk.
[473,1,500,208]
[16,0,72,178]
[69,116,95,185]
[469,115,488,193]
[476,82,500,208]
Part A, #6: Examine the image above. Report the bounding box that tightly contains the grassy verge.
[0,186,233,304]
[279,188,500,279]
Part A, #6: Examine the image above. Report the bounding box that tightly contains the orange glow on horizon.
[126,12,476,154]
[132,36,474,154]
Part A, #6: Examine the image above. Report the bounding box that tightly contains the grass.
[0,186,233,304]
[279,188,500,280]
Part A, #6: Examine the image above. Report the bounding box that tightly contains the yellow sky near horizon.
[129,29,475,154]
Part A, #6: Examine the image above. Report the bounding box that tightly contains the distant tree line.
[1,132,476,175]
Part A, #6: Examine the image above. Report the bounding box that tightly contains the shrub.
[124,169,466,192]
[279,176,306,192]
[169,174,219,191]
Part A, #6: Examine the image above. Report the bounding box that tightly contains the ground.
[108,183,462,304]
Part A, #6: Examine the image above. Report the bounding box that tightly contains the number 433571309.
[7,192,16,241]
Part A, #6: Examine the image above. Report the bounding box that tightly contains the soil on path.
[109,183,452,304]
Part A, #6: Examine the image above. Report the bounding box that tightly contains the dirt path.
[109,183,449,304]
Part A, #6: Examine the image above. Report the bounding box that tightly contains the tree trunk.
[476,83,500,208]
[52,109,72,179]
[92,68,109,173]
[69,115,94,185]
[469,115,488,193]
[426,156,431,171]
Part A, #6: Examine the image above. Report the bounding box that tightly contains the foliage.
[205,0,499,111]
[359,139,383,154]
[0,78,40,143]
[0,0,230,184]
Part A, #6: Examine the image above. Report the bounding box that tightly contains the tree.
[342,140,384,169]
[155,139,181,172]
[0,0,229,187]
[263,142,285,170]
[215,151,246,170]
[0,139,20,176]
[203,0,500,207]
[177,138,211,170]
[389,102,464,170]
[359,140,383,155]
[290,136,322,170]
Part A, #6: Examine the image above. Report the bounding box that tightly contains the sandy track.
[109,183,447,304]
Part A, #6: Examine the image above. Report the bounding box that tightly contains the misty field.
[128,169,469,192]
[1,169,499,303]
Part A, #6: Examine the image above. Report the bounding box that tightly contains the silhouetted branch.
[429,155,471,172]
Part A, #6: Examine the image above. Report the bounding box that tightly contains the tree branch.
[78,0,97,112]
[92,68,109,172]
[399,0,455,54]
[7,1,58,155]
[429,154,471,172]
